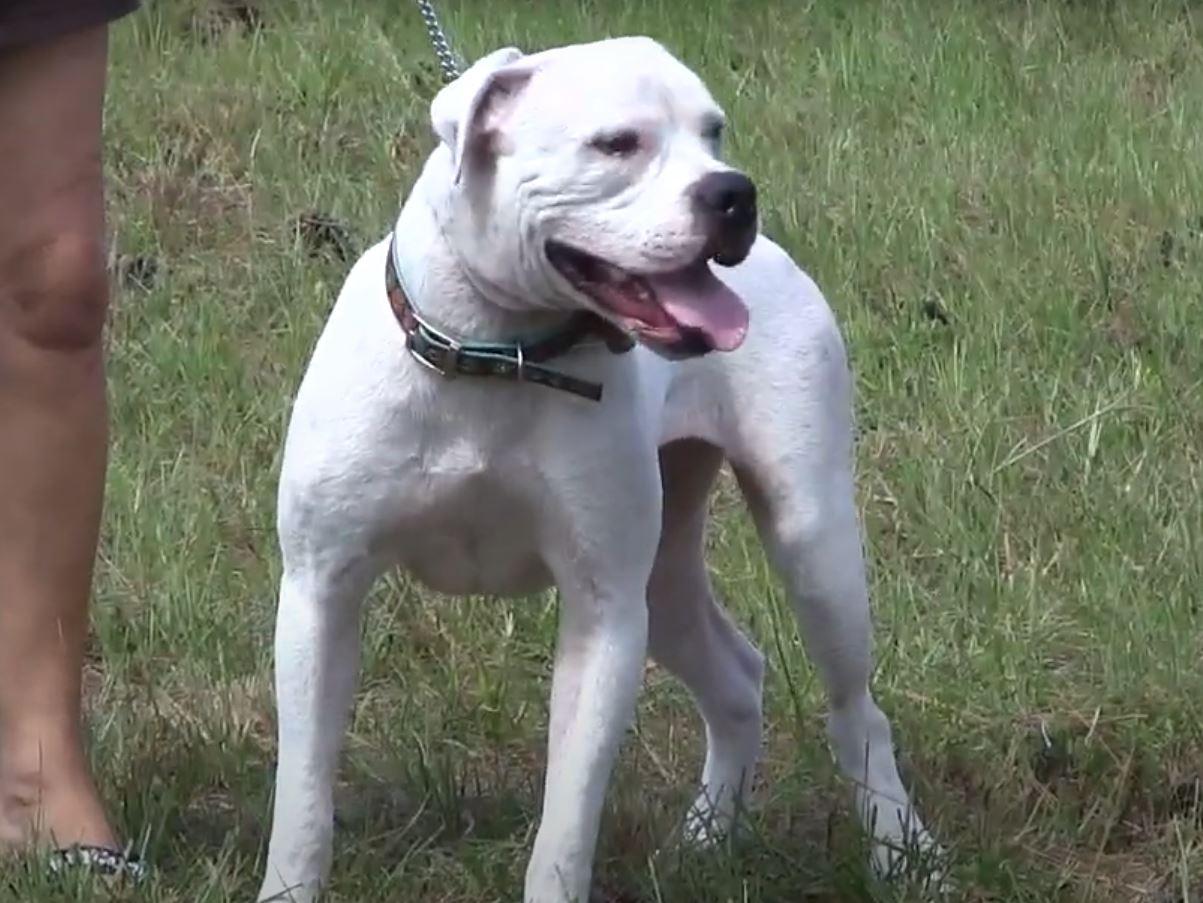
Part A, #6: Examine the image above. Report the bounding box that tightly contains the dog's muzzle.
[690,170,758,267]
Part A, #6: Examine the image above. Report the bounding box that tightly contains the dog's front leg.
[525,480,659,903]
[258,551,381,903]
[525,575,649,903]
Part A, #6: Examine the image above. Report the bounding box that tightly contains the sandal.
[47,844,148,882]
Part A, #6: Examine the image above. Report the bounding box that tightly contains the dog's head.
[429,37,755,357]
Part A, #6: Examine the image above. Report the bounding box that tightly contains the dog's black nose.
[691,170,757,229]
[691,170,758,266]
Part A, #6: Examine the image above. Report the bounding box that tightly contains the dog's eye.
[702,120,725,147]
[590,129,641,157]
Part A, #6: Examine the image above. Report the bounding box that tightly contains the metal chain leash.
[415,0,463,84]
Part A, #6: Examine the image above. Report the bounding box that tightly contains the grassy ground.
[7,0,1203,900]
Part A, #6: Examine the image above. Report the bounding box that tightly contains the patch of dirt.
[1104,293,1145,350]
[130,160,251,259]
[1129,51,1189,111]
[956,184,998,234]
[185,0,265,44]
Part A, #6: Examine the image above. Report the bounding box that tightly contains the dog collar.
[384,233,633,402]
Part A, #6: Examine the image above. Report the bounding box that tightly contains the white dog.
[258,36,937,903]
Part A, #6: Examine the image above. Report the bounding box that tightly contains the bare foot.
[0,729,116,854]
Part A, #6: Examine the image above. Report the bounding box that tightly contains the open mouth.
[545,241,749,355]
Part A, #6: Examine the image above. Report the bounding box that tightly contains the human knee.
[0,228,109,352]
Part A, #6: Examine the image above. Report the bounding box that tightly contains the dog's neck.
[390,162,572,345]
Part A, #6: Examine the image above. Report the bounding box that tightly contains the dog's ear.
[430,47,535,185]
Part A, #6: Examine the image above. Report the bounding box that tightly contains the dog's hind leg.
[648,439,764,844]
[258,531,383,903]
[727,327,938,879]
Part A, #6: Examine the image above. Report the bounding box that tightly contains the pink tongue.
[645,262,749,351]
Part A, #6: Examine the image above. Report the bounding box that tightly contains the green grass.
[7,0,1203,899]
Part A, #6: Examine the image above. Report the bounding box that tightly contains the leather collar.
[384,232,633,402]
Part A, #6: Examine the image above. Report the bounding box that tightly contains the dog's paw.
[680,811,724,849]
[869,829,952,897]
[677,788,742,849]
[257,874,322,903]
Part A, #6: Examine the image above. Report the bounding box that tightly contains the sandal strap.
[48,844,148,881]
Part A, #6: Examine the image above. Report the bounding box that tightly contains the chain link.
[415,0,463,84]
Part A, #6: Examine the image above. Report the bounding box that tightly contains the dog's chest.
[390,446,553,598]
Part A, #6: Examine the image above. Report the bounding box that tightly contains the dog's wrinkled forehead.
[524,37,721,130]
[430,37,723,182]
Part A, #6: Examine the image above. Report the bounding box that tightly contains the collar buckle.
[436,337,462,379]
[407,331,462,379]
